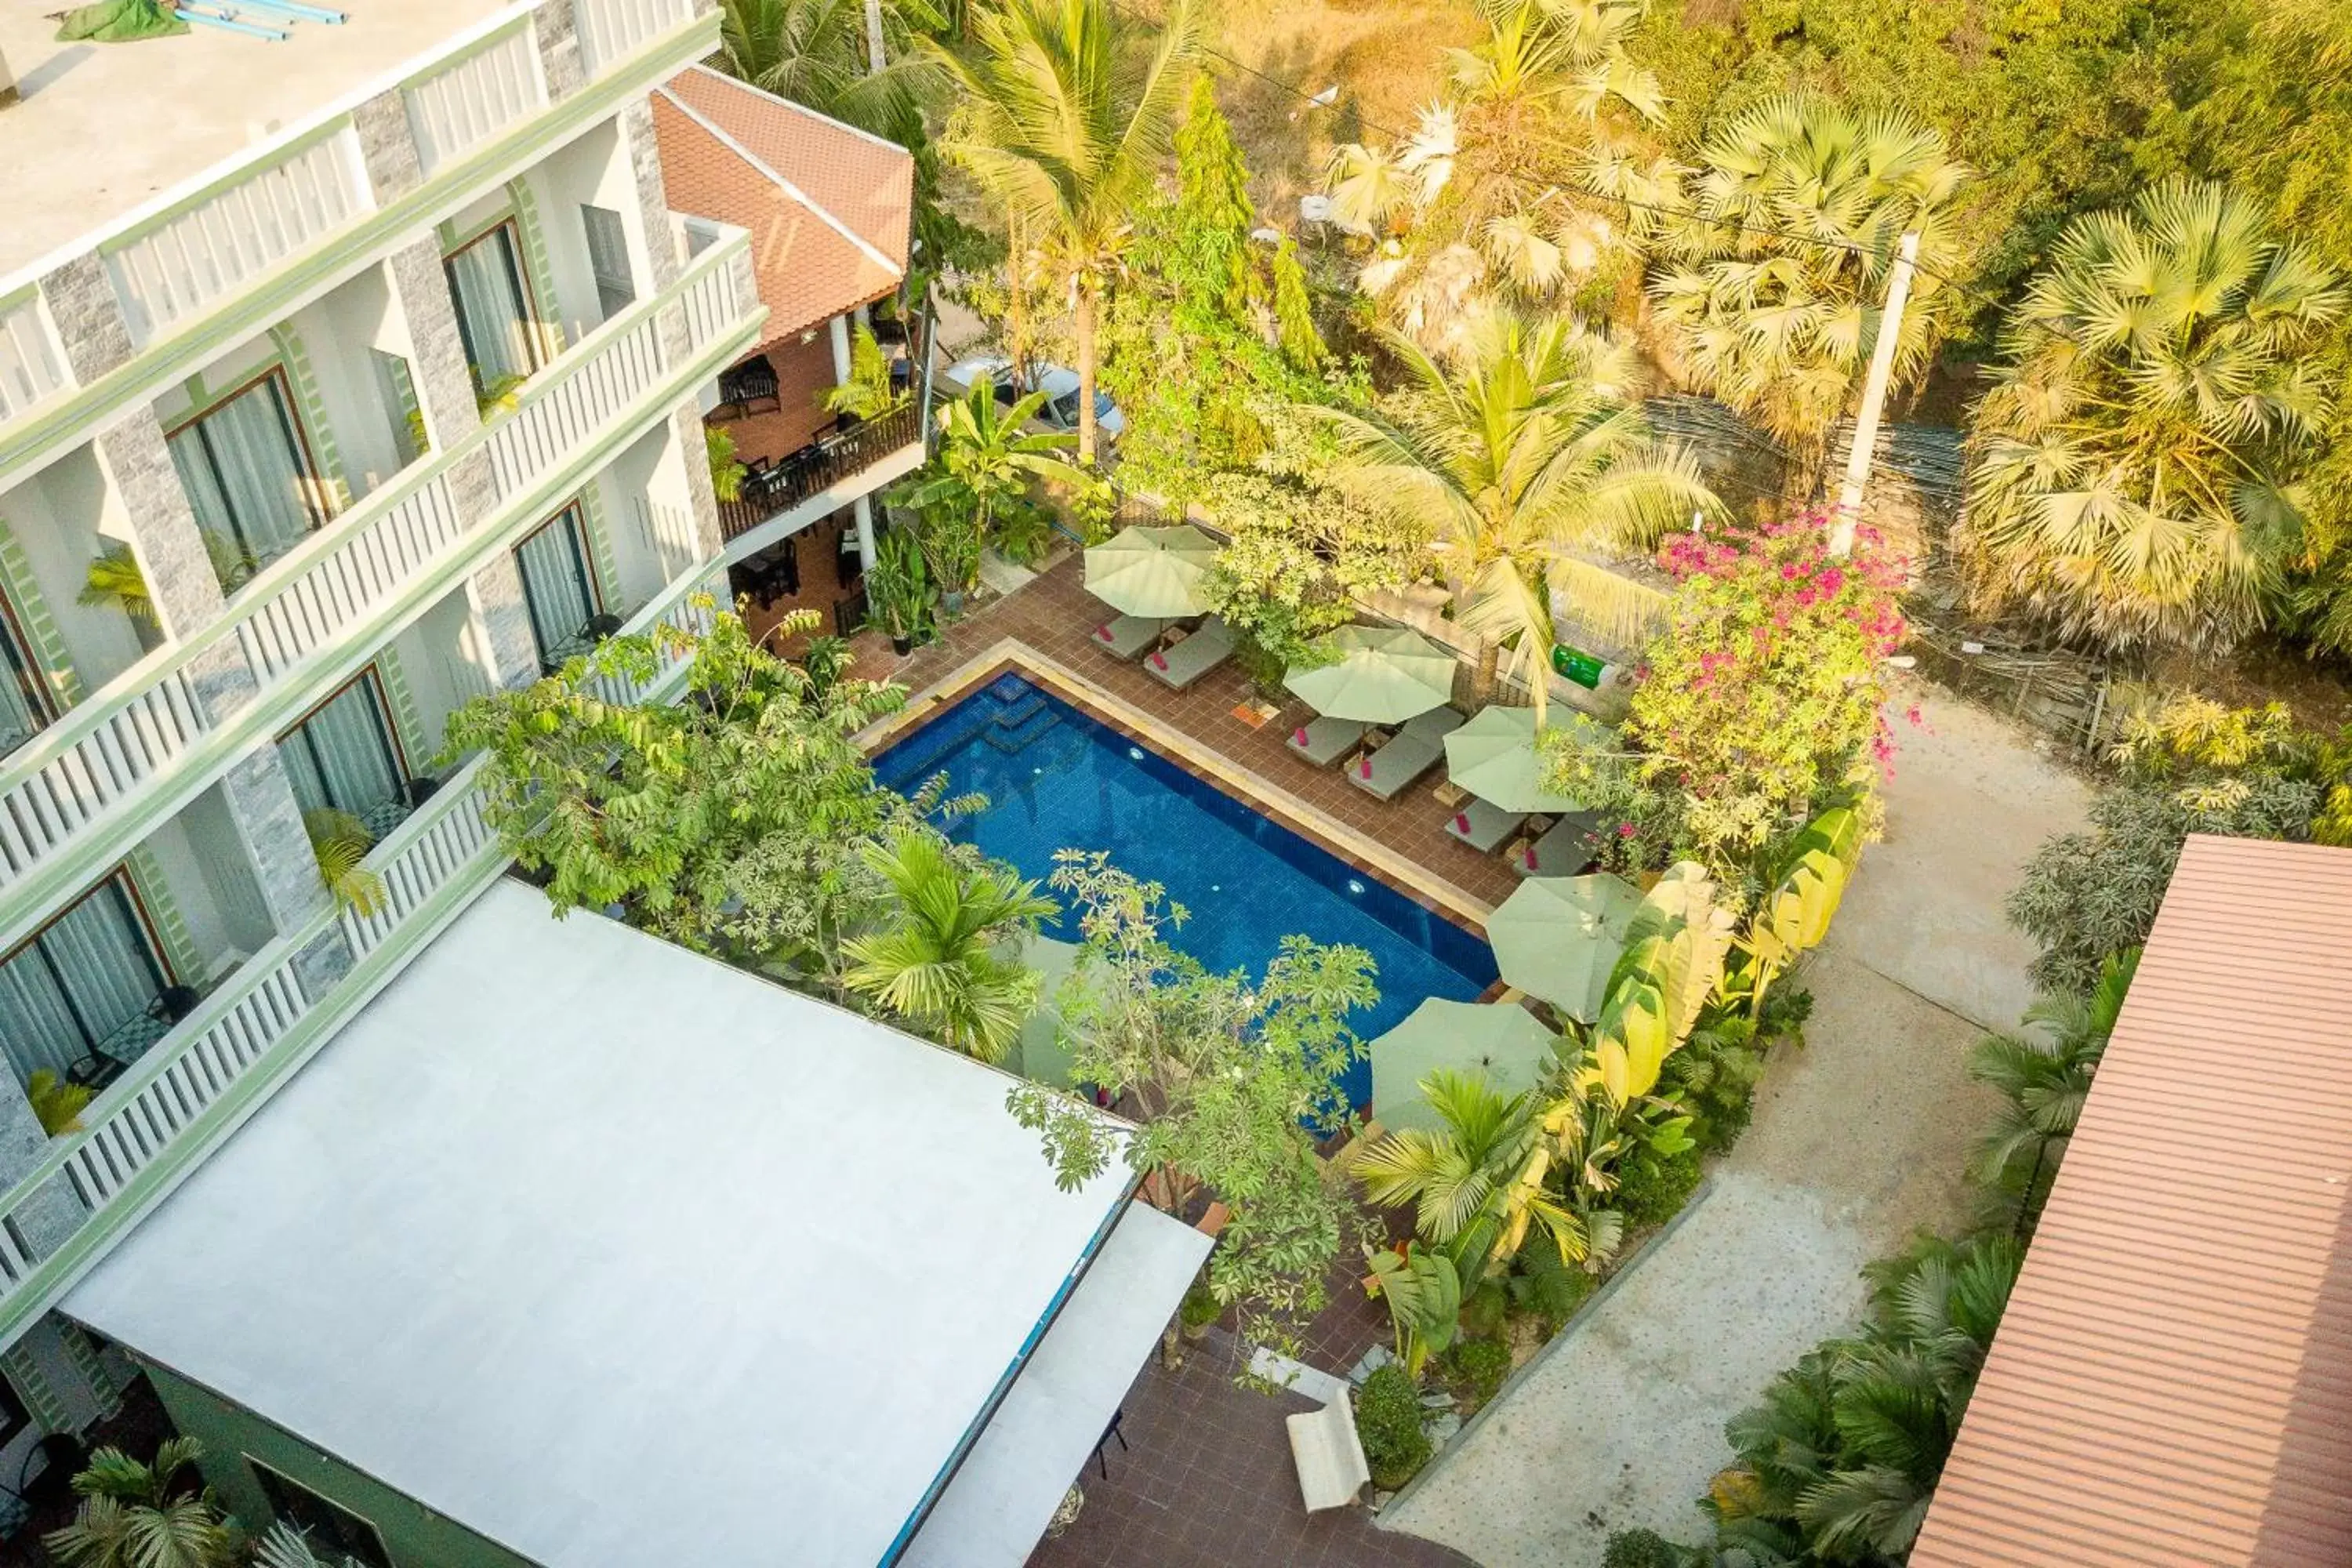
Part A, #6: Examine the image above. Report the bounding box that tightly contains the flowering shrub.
[1547,515,1907,877]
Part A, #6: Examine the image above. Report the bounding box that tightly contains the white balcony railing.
[342,756,497,956]
[573,0,699,75]
[0,299,69,423]
[0,225,758,920]
[234,473,466,685]
[582,567,720,709]
[102,131,372,350]
[0,676,209,882]
[403,22,550,179]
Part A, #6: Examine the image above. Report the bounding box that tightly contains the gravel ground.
[1381,685,2092,1566]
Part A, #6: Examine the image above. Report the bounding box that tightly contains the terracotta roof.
[1913,834,2352,1568]
[652,64,913,341]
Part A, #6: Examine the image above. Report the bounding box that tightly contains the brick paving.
[845,549,1527,916]
[1025,1328,1475,1568]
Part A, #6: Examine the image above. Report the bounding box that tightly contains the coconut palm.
[931,0,1203,464]
[1650,96,1969,458]
[842,832,1056,1061]
[1967,948,2136,1230]
[717,0,941,140]
[1959,179,2347,652]
[1311,306,1715,717]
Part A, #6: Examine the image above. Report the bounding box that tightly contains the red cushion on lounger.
[1358,756,1372,779]
[1293,727,1309,746]
[1454,812,1471,833]
[1150,652,1169,670]
[1094,624,1114,642]
[1521,844,1538,868]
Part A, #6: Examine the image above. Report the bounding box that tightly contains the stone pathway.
[1381,684,2092,1565]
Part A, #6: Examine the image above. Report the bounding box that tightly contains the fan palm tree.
[46,1440,234,1568]
[842,832,1056,1061]
[930,0,1203,464]
[1959,179,2347,652]
[1650,95,1969,459]
[1311,306,1715,716]
[717,0,941,141]
[1968,948,2136,1231]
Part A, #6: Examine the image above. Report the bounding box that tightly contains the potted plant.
[915,498,984,618]
[869,529,932,655]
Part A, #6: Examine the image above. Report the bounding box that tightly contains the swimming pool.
[873,672,1499,1108]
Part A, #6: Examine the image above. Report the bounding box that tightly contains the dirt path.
[1381,685,2092,1566]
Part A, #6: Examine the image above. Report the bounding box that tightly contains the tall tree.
[1650,95,1969,459]
[931,0,1203,464]
[842,832,1056,1061]
[1958,178,2346,652]
[717,0,939,141]
[1312,306,1715,715]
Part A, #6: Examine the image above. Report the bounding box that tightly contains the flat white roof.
[65,880,1148,1567]
[0,0,503,281]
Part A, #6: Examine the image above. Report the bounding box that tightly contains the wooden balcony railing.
[716,400,926,543]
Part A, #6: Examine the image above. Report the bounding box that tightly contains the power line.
[1185,34,2010,311]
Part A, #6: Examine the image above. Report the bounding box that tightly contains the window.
[579,204,636,323]
[511,506,602,671]
[443,221,542,397]
[248,1458,394,1568]
[369,349,425,469]
[164,368,327,575]
[0,873,169,1091]
[277,669,409,835]
[0,590,56,764]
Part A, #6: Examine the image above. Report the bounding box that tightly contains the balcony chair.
[717,355,780,416]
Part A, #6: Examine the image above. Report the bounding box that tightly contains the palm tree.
[1959,179,2347,652]
[1312,306,1715,716]
[46,1440,234,1568]
[930,0,1203,464]
[1650,95,1969,459]
[842,832,1056,1061]
[1352,1069,1540,1254]
[717,0,939,140]
[1968,948,2136,1232]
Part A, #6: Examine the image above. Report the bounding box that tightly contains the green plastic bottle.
[1550,643,1607,690]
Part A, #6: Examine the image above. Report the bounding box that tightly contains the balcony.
[715,400,928,546]
[0,561,722,1341]
[0,0,720,480]
[0,223,763,956]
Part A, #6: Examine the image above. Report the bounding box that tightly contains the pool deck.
[849,553,1526,921]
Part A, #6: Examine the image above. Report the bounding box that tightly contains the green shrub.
[1354,1363,1432,1491]
[1613,1141,1704,1231]
[1603,1527,1692,1568]
[1179,1272,1222,1330]
[1756,981,1813,1047]
[1506,1243,1596,1332]
[1444,1337,1513,1408]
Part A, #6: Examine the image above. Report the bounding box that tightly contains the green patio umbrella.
[1283,626,1455,724]
[1009,932,1083,1088]
[1368,998,1559,1133]
[1083,524,1218,618]
[1445,706,1580,813]
[1486,873,1646,1023]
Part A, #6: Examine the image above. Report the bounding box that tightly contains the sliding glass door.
[0,875,169,1089]
[445,222,543,396]
[0,595,55,763]
[513,507,601,670]
[278,668,410,836]
[165,368,326,575]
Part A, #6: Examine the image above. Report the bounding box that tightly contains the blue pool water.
[873,673,1498,1108]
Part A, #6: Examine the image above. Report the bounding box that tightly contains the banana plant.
[1585,861,1737,1109]
[1733,805,1864,1012]
[1363,1241,1462,1377]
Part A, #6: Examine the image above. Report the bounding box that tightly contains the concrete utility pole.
[864,0,887,74]
[1830,229,1922,557]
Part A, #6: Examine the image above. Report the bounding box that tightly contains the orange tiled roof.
[1912,833,2352,1568]
[653,64,913,342]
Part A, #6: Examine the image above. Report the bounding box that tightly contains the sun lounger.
[1287,717,1367,766]
[1143,615,1233,690]
[1399,706,1465,743]
[1287,1390,1370,1512]
[1443,797,1529,854]
[1512,810,1606,877]
[1089,614,1165,661]
[1347,734,1443,800]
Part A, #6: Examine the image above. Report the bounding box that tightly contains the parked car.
[941,353,1127,443]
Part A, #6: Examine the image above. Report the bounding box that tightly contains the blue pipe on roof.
[173,6,288,39]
